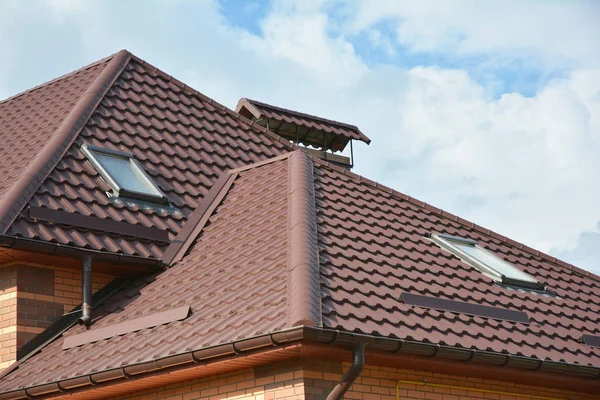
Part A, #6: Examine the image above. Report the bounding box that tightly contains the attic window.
[82,144,168,205]
[431,234,544,290]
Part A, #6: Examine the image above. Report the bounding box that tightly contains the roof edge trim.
[0,50,132,234]
[0,234,162,268]
[287,151,322,327]
[310,157,600,284]
[1,326,597,399]
[162,172,238,265]
[163,152,294,266]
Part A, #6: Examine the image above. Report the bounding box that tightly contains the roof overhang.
[236,98,370,152]
[1,327,597,399]
[0,234,162,276]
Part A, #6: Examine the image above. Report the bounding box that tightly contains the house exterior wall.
[109,361,600,400]
[113,363,306,400]
[0,262,114,371]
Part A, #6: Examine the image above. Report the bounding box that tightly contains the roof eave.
[0,326,597,399]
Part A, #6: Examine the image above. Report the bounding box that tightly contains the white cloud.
[345,0,600,68]
[553,221,600,274]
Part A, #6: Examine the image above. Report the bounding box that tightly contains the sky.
[0,0,599,274]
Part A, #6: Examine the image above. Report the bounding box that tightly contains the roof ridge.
[310,157,600,284]
[0,50,132,233]
[126,54,299,153]
[0,52,117,106]
[286,150,322,327]
[242,97,361,131]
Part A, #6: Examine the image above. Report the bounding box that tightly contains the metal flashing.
[63,305,190,349]
[161,172,237,265]
[401,293,530,324]
[29,206,170,242]
[582,335,600,348]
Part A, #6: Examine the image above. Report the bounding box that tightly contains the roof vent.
[236,98,370,168]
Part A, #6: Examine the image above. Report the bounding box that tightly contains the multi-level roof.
[0,51,291,264]
[0,51,598,398]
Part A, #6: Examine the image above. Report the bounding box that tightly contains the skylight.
[81,144,168,205]
[431,233,544,290]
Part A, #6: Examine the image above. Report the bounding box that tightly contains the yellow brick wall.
[0,262,114,371]
[107,360,599,400]
[304,361,600,400]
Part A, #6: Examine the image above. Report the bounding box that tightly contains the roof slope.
[0,51,290,258]
[314,160,600,366]
[0,56,111,208]
[0,157,292,391]
[0,150,599,395]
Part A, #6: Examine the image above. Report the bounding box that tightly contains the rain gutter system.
[79,255,93,327]
[1,326,598,399]
[327,343,367,400]
[0,234,163,269]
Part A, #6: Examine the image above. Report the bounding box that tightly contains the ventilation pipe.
[79,256,93,327]
[327,343,367,400]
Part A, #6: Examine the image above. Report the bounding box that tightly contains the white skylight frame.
[431,233,545,290]
[81,144,169,205]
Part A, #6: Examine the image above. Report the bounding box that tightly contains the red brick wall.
[0,262,114,371]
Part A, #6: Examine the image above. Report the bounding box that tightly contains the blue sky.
[1,0,599,274]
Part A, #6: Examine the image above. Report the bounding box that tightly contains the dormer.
[236,98,370,168]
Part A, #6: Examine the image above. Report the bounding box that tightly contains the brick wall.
[304,361,600,400]
[0,262,114,371]
[104,360,599,400]
[114,363,306,400]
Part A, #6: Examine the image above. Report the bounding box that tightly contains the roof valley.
[0,50,132,233]
[286,151,322,328]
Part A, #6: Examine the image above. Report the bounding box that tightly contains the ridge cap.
[0,50,132,233]
[311,157,600,285]
[287,151,322,327]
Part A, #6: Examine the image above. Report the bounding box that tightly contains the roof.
[0,55,111,210]
[236,98,370,152]
[0,50,292,260]
[1,150,598,395]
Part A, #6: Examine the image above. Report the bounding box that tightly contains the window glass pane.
[452,241,537,283]
[94,152,160,196]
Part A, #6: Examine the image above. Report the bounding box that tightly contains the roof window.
[82,144,168,205]
[431,233,544,290]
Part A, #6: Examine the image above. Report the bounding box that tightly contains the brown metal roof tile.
[2,52,292,258]
[0,157,293,392]
[313,160,600,368]
[235,98,370,151]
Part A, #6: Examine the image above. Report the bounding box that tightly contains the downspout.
[79,256,93,327]
[326,343,367,400]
